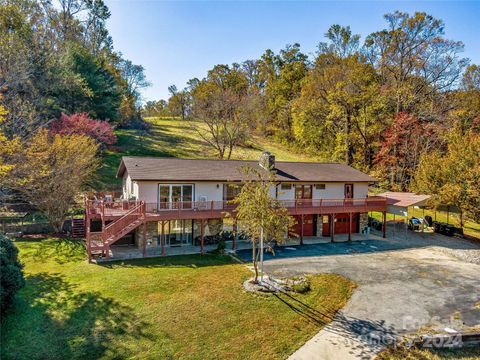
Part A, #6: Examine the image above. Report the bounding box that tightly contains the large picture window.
[158,184,194,209]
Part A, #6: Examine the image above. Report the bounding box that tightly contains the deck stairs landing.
[88,201,145,259]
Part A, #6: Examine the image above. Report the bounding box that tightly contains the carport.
[378,192,431,235]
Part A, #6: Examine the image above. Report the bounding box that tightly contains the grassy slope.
[1,238,355,360]
[94,117,318,189]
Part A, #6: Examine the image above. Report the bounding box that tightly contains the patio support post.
[382,211,386,238]
[348,212,352,241]
[200,219,205,255]
[161,221,165,256]
[86,216,91,262]
[300,214,304,245]
[331,214,335,242]
[101,200,105,231]
[233,220,237,250]
[142,221,147,257]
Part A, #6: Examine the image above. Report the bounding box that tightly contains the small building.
[84,153,388,260]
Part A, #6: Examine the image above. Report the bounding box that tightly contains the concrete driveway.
[237,230,480,359]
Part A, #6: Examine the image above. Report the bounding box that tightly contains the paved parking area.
[237,230,480,359]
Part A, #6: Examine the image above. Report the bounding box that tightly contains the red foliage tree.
[50,113,117,145]
[375,112,441,190]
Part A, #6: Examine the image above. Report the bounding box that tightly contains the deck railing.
[86,196,387,219]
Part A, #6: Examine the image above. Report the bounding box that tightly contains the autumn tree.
[50,112,117,146]
[412,126,480,226]
[5,130,99,232]
[229,166,294,283]
[375,112,443,190]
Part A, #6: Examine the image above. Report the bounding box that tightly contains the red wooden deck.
[84,196,388,261]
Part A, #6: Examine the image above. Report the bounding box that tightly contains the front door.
[295,184,312,206]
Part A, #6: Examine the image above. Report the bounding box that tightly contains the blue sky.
[104,1,480,102]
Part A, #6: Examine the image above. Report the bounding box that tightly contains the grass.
[377,346,480,360]
[1,238,355,360]
[369,209,480,239]
[94,117,318,189]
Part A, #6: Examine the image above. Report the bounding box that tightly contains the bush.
[0,235,25,313]
[291,277,311,294]
[50,112,117,145]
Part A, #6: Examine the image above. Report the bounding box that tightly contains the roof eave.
[116,158,127,178]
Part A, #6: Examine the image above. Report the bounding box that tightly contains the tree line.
[143,11,479,224]
[0,0,150,230]
[0,0,150,139]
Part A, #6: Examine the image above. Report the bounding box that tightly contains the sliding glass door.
[160,220,193,247]
[158,184,194,210]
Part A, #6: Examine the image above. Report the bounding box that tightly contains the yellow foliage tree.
[413,125,480,227]
[7,130,99,232]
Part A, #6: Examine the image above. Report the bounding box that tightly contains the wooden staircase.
[71,218,86,238]
[87,201,145,260]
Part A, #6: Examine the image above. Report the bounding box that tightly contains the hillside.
[94,117,319,190]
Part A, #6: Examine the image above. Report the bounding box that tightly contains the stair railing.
[101,201,145,245]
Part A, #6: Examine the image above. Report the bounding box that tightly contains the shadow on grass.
[98,253,235,269]
[1,273,154,360]
[16,237,86,265]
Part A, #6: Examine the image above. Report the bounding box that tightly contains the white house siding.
[122,172,139,200]
[129,180,370,203]
[195,182,223,202]
[136,181,159,203]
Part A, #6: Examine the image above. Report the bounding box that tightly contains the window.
[158,184,194,209]
[315,184,326,190]
[280,183,292,190]
[223,183,241,201]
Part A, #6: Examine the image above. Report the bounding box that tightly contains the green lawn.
[94,117,318,189]
[1,238,355,360]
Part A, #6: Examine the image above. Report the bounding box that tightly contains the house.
[84,153,388,260]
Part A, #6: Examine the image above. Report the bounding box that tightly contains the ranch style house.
[82,153,388,261]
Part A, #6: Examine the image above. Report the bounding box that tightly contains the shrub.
[50,112,117,145]
[0,235,25,313]
[291,278,311,294]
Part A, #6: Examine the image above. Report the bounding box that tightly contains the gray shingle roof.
[117,156,377,183]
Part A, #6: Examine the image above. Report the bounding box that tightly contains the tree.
[119,59,150,97]
[375,112,442,190]
[364,11,468,114]
[318,24,360,58]
[258,44,309,139]
[6,130,99,232]
[412,126,480,226]
[190,64,250,159]
[0,234,25,314]
[50,112,117,145]
[167,85,191,120]
[228,166,294,283]
[462,64,480,91]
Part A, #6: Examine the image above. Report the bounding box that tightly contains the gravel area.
[437,247,480,265]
